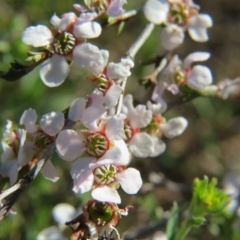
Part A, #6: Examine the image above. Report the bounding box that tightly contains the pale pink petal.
[183,52,210,69]
[57,12,77,32]
[129,105,152,128]
[143,0,169,24]
[122,94,134,115]
[106,59,133,80]
[20,108,38,133]
[52,203,76,224]
[17,139,35,166]
[188,14,213,42]
[71,158,95,193]
[104,85,122,109]
[167,83,179,95]
[128,132,154,158]
[77,12,98,22]
[147,101,162,115]
[40,55,70,87]
[82,104,106,131]
[56,130,85,161]
[106,0,126,17]
[50,14,61,27]
[68,98,86,121]
[73,43,109,76]
[161,24,184,50]
[117,168,142,194]
[73,4,86,13]
[41,160,59,182]
[106,114,126,140]
[187,65,212,90]
[40,112,64,136]
[92,186,121,203]
[149,136,166,157]
[17,140,35,166]
[152,82,168,113]
[160,117,188,138]
[1,142,14,163]
[22,25,53,47]
[74,21,102,38]
[162,55,180,75]
[97,139,129,166]
[0,160,18,185]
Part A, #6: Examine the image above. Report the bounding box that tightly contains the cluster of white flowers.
[143,0,213,50]
[0,0,221,239]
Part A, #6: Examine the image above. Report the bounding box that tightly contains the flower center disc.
[53,32,76,55]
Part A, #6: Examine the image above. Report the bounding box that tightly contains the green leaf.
[167,202,179,240]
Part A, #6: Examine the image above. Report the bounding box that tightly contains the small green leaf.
[167,202,179,240]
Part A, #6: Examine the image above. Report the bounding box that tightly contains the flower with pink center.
[153,52,212,101]
[70,158,142,203]
[22,12,102,87]
[143,0,212,50]
[56,98,129,164]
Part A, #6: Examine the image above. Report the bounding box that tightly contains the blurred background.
[0,0,240,239]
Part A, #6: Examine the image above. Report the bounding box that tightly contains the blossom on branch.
[22,12,102,86]
[143,0,213,50]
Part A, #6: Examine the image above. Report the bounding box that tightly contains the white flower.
[70,158,142,203]
[19,109,65,182]
[22,12,102,87]
[143,0,212,50]
[56,108,129,164]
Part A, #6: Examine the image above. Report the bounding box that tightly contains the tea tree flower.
[22,12,102,87]
[143,0,213,50]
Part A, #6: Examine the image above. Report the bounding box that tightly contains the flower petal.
[82,104,106,131]
[20,108,38,133]
[187,65,212,90]
[143,0,169,24]
[40,112,65,136]
[161,24,184,50]
[41,160,59,182]
[74,21,102,38]
[68,98,86,121]
[160,117,188,138]
[73,43,109,76]
[104,85,122,109]
[106,0,126,17]
[71,158,95,193]
[56,130,85,161]
[106,114,126,140]
[128,132,154,158]
[22,25,53,47]
[92,186,121,203]
[188,14,213,42]
[149,136,166,157]
[40,55,70,87]
[129,105,152,129]
[117,168,142,194]
[0,160,18,185]
[183,52,210,69]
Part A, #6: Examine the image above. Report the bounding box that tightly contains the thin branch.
[116,23,155,114]
[0,119,74,220]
